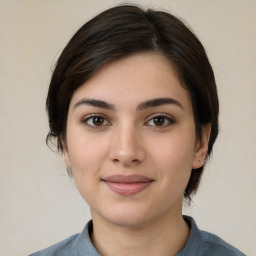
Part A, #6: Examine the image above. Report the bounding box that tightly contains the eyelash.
[81,113,175,129]
[81,114,110,129]
[145,113,175,127]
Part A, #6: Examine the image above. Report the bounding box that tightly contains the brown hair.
[46,5,219,202]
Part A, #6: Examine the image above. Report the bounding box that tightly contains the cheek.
[67,135,110,201]
[153,130,196,165]
[151,131,196,185]
[67,131,109,175]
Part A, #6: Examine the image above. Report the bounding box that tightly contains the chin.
[108,214,151,229]
[93,204,154,229]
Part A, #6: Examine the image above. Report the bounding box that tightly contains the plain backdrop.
[0,0,255,255]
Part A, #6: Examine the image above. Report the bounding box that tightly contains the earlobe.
[63,149,71,167]
[62,142,71,168]
[192,124,211,169]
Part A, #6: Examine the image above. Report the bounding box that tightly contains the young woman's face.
[64,53,207,228]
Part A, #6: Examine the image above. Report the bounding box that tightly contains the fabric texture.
[29,216,245,256]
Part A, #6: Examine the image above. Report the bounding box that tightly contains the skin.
[63,53,210,256]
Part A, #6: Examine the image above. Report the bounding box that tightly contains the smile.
[102,175,154,196]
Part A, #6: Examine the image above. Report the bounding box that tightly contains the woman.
[30,5,245,256]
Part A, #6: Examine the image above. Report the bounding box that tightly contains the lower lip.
[104,181,152,195]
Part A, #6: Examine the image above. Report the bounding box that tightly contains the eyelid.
[81,114,111,128]
[144,113,175,127]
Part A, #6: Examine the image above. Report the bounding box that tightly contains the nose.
[109,123,146,167]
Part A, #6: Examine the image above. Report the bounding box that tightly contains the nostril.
[112,157,140,165]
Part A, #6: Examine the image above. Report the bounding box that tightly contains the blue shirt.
[29,216,245,256]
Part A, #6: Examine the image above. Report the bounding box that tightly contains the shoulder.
[28,220,100,256]
[179,216,245,256]
[28,233,79,256]
[201,231,246,256]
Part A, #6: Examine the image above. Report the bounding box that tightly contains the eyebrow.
[73,98,115,110]
[73,97,183,111]
[137,97,184,110]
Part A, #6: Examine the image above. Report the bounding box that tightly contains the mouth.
[102,175,154,196]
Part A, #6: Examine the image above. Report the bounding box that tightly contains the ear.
[192,124,211,169]
[62,141,71,168]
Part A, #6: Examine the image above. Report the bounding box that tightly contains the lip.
[102,175,154,195]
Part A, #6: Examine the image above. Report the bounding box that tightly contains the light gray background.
[0,1,255,255]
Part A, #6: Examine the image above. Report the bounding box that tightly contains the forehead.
[70,53,191,109]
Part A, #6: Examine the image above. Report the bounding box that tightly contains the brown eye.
[146,114,175,127]
[92,116,104,126]
[153,116,165,126]
[83,115,110,128]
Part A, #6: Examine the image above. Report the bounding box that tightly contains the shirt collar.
[176,215,206,256]
[74,216,205,256]
[74,220,101,256]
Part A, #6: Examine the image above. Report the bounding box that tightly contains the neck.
[90,208,190,256]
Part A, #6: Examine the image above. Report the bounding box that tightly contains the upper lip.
[102,175,154,183]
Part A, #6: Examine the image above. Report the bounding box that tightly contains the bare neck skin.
[90,199,190,256]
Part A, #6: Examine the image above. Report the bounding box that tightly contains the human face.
[64,53,207,228]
